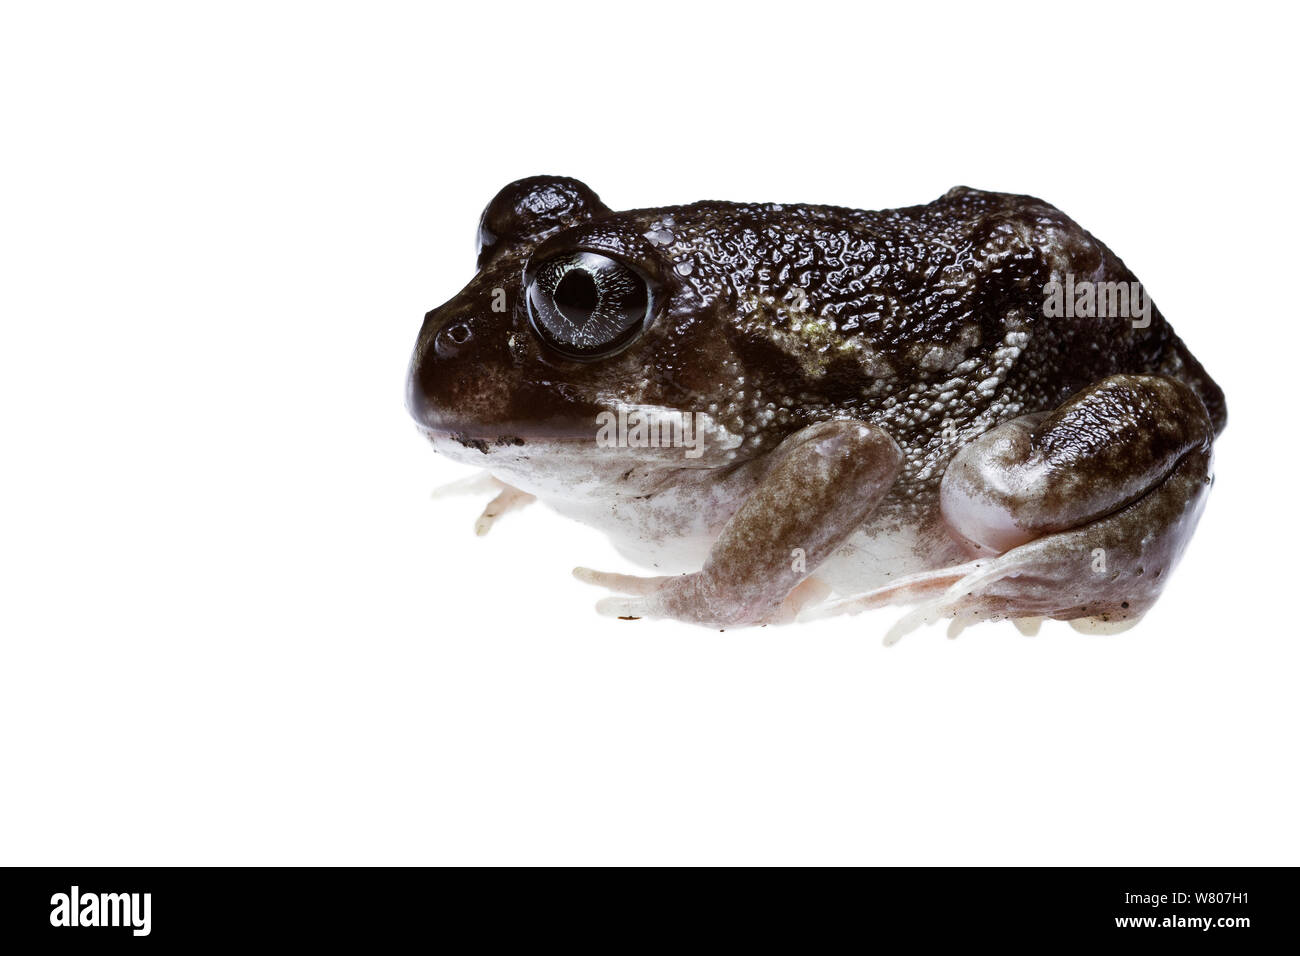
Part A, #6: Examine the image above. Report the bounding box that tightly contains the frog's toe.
[797,560,985,623]
[771,576,832,623]
[1012,616,1044,637]
[573,567,673,595]
[473,483,535,536]
[1069,615,1144,635]
[879,560,1020,646]
[575,567,678,621]
[429,471,499,499]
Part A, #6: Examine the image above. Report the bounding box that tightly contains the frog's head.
[406,176,744,483]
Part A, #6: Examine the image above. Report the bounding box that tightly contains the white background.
[2,2,1295,865]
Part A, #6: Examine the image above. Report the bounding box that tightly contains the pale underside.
[426,427,1197,643]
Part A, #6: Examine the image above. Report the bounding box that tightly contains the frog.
[406,176,1225,641]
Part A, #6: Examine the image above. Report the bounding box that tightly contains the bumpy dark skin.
[408,177,1225,633]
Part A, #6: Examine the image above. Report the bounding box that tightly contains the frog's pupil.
[554,269,599,325]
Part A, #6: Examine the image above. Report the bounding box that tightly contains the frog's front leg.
[818,375,1215,641]
[431,472,536,535]
[577,420,903,627]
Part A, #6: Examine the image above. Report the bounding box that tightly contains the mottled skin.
[407,176,1225,636]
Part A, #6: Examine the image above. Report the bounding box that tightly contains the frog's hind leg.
[877,451,1207,645]
[807,375,1216,643]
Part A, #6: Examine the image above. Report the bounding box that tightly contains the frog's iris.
[526,251,653,361]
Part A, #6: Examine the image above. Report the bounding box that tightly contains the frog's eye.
[525,252,653,361]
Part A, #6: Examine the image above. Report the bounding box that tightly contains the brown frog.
[407,176,1225,640]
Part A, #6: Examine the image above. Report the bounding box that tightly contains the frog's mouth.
[414,424,593,451]
[415,399,745,477]
[413,424,595,470]
[406,341,609,451]
[444,431,524,455]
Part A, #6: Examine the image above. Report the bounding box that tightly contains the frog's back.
[654,187,1224,441]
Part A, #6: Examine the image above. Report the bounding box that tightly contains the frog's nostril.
[435,320,473,357]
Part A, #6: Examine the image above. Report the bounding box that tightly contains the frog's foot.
[799,560,984,624]
[807,376,1216,643]
[473,483,536,536]
[801,557,1046,640]
[573,567,695,623]
[431,472,536,535]
[870,542,1152,646]
[576,567,831,625]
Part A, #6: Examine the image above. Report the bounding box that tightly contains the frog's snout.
[407,299,490,433]
[407,285,611,446]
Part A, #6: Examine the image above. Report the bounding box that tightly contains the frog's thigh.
[934,374,1215,629]
[592,419,903,627]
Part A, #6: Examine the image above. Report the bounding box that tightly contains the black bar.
[0,866,1290,946]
